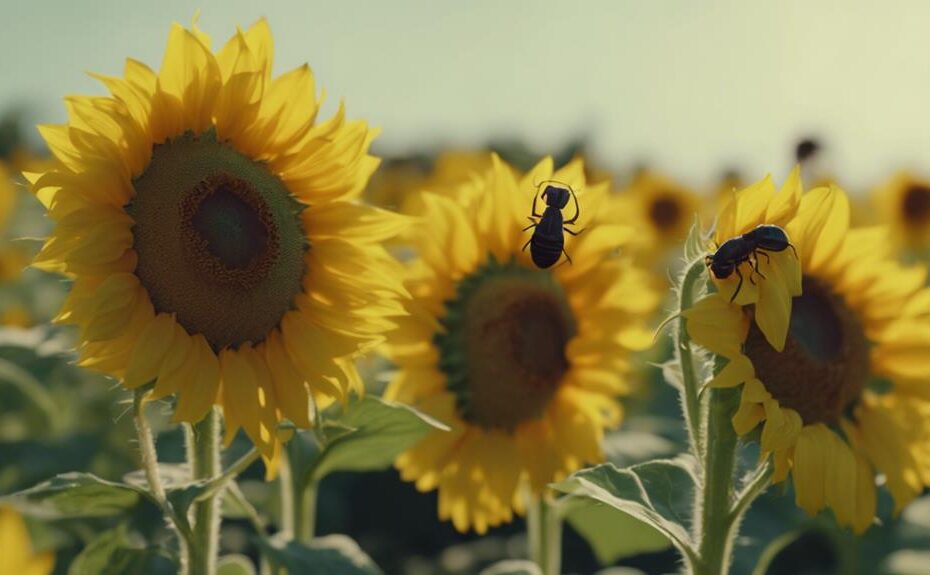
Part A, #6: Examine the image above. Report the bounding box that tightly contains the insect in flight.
[705,224,798,302]
[521,180,584,269]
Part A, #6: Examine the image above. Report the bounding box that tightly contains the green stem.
[132,389,167,504]
[694,384,741,575]
[295,480,318,543]
[677,258,708,457]
[188,407,222,575]
[527,493,562,575]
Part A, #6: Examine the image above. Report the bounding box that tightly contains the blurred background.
[4,2,930,574]
[5,0,930,189]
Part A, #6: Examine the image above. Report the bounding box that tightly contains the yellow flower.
[708,169,803,351]
[28,20,407,475]
[685,179,930,533]
[0,507,54,575]
[604,170,701,260]
[872,172,930,254]
[365,150,497,216]
[382,155,658,533]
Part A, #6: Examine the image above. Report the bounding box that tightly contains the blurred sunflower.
[27,20,407,473]
[365,150,497,217]
[0,507,54,575]
[873,172,930,254]
[0,162,31,326]
[382,155,658,533]
[604,170,701,260]
[685,176,930,533]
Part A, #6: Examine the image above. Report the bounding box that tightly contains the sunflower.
[365,150,497,216]
[684,176,930,533]
[382,155,658,533]
[27,20,407,473]
[873,172,930,255]
[604,169,701,261]
[0,507,54,575]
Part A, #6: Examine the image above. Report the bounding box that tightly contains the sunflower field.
[4,3,930,575]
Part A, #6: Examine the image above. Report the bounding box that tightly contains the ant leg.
[531,192,544,218]
[787,243,799,258]
[564,187,582,224]
[750,255,767,280]
[561,247,573,265]
[522,220,538,232]
[756,250,770,264]
[731,267,744,303]
[522,237,532,252]
[563,226,586,236]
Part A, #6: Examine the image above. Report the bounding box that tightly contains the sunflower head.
[29,20,407,475]
[606,170,700,259]
[383,155,658,533]
[686,176,930,533]
[874,172,930,254]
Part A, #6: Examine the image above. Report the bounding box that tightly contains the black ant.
[521,180,584,268]
[705,224,798,302]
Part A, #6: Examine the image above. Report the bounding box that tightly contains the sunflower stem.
[295,480,318,543]
[693,382,741,575]
[527,493,562,575]
[677,257,708,457]
[187,407,222,575]
[132,389,167,504]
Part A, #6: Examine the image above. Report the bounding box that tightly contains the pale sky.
[3,0,930,192]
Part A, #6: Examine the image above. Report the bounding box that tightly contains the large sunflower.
[27,20,407,472]
[382,155,658,533]
[685,177,930,533]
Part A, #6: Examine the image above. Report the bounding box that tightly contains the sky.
[2,0,930,192]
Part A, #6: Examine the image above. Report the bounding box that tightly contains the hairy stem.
[527,493,562,575]
[694,385,741,575]
[677,258,708,457]
[187,408,222,575]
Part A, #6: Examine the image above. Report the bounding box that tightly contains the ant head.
[543,185,571,208]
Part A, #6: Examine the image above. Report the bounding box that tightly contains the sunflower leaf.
[68,524,177,575]
[257,534,383,575]
[304,397,449,484]
[478,560,543,575]
[551,457,698,558]
[1,472,154,519]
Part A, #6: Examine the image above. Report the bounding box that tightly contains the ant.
[705,224,798,302]
[521,180,584,268]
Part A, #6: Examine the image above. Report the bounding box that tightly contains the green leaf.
[3,472,152,519]
[258,534,383,575]
[478,560,543,575]
[217,555,258,575]
[68,525,177,575]
[565,500,671,564]
[307,397,448,483]
[551,457,697,556]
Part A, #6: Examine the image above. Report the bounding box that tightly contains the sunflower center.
[902,184,930,226]
[128,130,307,350]
[435,257,576,431]
[744,277,870,424]
[649,194,682,231]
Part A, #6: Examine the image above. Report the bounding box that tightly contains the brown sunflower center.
[649,194,682,231]
[901,184,930,226]
[128,130,307,351]
[744,277,869,424]
[436,258,575,431]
